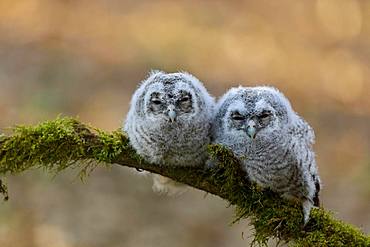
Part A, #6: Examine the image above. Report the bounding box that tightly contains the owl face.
[217,86,293,141]
[226,102,275,139]
[133,71,212,124]
[146,85,195,122]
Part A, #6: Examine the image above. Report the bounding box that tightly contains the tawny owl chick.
[212,86,320,223]
[124,71,215,194]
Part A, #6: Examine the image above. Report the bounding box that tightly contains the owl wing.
[288,116,320,206]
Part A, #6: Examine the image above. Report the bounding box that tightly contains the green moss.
[207,144,302,245]
[292,209,370,246]
[0,117,132,177]
[0,117,369,246]
[1,117,84,174]
[207,144,370,246]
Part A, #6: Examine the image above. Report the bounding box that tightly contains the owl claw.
[302,199,313,225]
[152,175,188,196]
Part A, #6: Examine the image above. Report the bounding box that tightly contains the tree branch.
[0,117,369,246]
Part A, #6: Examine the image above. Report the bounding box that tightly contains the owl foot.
[302,199,313,225]
[152,175,188,196]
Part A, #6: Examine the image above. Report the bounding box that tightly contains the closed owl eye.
[258,111,271,119]
[179,96,190,102]
[151,98,162,105]
[231,112,245,121]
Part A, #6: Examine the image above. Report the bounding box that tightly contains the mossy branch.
[0,117,369,246]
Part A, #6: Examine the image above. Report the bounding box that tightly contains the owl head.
[214,86,298,141]
[129,70,214,124]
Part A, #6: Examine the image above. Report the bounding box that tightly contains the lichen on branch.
[0,117,369,246]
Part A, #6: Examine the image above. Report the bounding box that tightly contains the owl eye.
[151,98,162,105]
[179,96,190,102]
[258,111,271,119]
[231,112,245,121]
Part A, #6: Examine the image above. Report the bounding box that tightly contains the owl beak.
[246,120,256,139]
[168,105,177,122]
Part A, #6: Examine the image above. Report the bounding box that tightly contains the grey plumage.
[212,86,320,223]
[124,70,215,194]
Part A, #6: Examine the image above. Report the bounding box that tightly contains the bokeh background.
[0,0,369,246]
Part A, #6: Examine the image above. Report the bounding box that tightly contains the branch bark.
[0,117,369,246]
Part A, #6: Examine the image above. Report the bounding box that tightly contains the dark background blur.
[0,1,369,246]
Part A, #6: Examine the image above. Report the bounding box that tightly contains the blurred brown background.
[0,0,369,246]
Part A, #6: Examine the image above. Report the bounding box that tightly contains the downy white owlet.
[124,70,215,195]
[212,86,320,223]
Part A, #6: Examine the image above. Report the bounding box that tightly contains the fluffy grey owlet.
[124,71,215,195]
[212,86,320,224]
